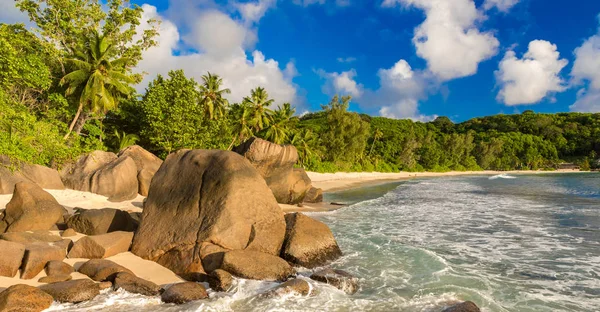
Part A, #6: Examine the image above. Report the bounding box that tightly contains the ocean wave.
[489,174,517,180]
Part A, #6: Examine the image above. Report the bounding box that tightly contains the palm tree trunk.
[73,112,90,136]
[64,103,83,139]
[369,138,377,156]
[227,136,237,150]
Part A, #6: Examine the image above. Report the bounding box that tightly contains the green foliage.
[199,72,230,120]
[113,130,139,151]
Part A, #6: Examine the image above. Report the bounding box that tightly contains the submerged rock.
[161,282,208,304]
[66,208,137,235]
[442,301,481,312]
[262,279,311,297]
[39,279,100,303]
[77,259,134,282]
[310,268,359,295]
[67,231,133,259]
[0,284,53,312]
[281,212,342,268]
[131,149,285,276]
[208,269,233,292]
[113,272,162,296]
[220,250,295,281]
[1,182,64,232]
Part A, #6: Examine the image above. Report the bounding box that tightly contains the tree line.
[1,0,599,172]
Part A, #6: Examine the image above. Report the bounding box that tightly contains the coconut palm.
[199,72,230,120]
[289,129,318,167]
[61,31,134,139]
[242,87,274,132]
[228,103,254,150]
[262,103,296,144]
[369,128,383,156]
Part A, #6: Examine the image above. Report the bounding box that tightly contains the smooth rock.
[0,231,62,244]
[0,284,53,312]
[38,274,72,283]
[68,231,133,259]
[303,187,323,203]
[39,279,100,303]
[221,250,294,281]
[77,259,134,282]
[113,272,162,296]
[52,239,73,254]
[1,182,64,232]
[442,301,481,312]
[66,208,137,235]
[310,268,359,295]
[208,269,233,292]
[0,240,25,277]
[0,157,64,195]
[161,282,208,304]
[131,149,286,276]
[61,228,77,237]
[262,279,311,297]
[118,145,163,196]
[281,213,342,268]
[21,243,65,279]
[45,260,74,276]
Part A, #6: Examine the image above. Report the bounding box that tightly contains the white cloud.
[336,56,357,63]
[136,3,300,106]
[382,0,499,81]
[495,40,568,106]
[293,0,350,7]
[570,19,600,112]
[317,69,363,98]
[234,0,276,25]
[483,0,520,12]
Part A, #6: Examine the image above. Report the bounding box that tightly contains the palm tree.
[228,103,254,150]
[242,87,274,133]
[289,129,318,168]
[61,31,134,139]
[262,103,296,144]
[369,128,383,156]
[199,72,230,120]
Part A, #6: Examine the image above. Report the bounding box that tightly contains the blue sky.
[2,0,600,121]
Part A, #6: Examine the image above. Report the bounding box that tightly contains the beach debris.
[234,138,312,205]
[66,208,137,235]
[68,231,133,259]
[39,279,100,303]
[20,243,65,279]
[113,272,162,296]
[220,250,295,282]
[77,259,134,282]
[281,213,343,268]
[131,149,286,277]
[117,145,163,196]
[0,240,25,277]
[1,182,64,232]
[310,268,359,295]
[0,284,53,312]
[208,269,233,292]
[161,282,208,304]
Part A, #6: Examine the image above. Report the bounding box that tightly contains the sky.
[2,0,600,122]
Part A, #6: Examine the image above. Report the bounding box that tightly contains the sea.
[47,173,600,312]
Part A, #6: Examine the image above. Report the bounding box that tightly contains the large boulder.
[131,149,286,276]
[39,279,100,303]
[220,250,294,281]
[281,213,342,268]
[161,282,208,304]
[77,259,133,282]
[310,268,359,295]
[0,284,53,312]
[60,151,138,202]
[45,260,74,276]
[0,231,62,244]
[234,138,312,204]
[67,231,133,259]
[303,187,323,203]
[21,243,65,279]
[118,145,163,196]
[66,208,137,235]
[0,240,25,277]
[0,156,65,195]
[113,272,162,296]
[1,182,64,232]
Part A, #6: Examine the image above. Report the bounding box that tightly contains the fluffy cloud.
[293,0,350,7]
[570,21,600,112]
[317,69,363,98]
[495,40,568,106]
[483,0,520,12]
[382,0,499,81]
[234,0,276,25]
[135,3,300,106]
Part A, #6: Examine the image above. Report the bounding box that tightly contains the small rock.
[0,231,62,244]
[45,260,74,276]
[0,284,53,312]
[67,231,133,259]
[38,274,72,283]
[0,240,25,277]
[51,239,73,254]
[97,281,112,290]
[77,259,134,282]
[61,228,77,237]
[442,301,481,312]
[113,272,162,296]
[66,208,137,235]
[303,187,323,203]
[39,279,100,303]
[21,243,65,279]
[161,282,208,304]
[208,269,233,292]
[221,250,295,281]
[310,268,359,295]
[262,279,311,297]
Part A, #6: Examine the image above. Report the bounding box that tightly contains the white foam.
[489,174,517,180]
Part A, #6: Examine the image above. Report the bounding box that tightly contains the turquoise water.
[48,173,600,311]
